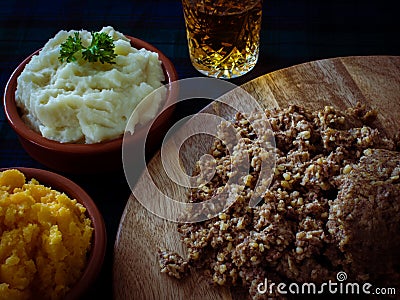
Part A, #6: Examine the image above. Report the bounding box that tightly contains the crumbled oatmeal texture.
[159,103,400,299]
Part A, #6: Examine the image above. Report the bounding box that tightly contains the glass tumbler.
[181,0,263,79]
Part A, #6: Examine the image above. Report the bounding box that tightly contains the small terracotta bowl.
[0,167,106,299]
[3,36,178,173]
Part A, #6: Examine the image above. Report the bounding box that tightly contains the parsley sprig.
[59,31,117,64]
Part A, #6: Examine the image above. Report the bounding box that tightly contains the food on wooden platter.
[158,103,400,299]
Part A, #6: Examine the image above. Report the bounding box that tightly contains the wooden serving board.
[113,56,400,299]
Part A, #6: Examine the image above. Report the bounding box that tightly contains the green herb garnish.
[59,31,117,64]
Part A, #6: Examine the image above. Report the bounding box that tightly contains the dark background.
[0,0,398,299]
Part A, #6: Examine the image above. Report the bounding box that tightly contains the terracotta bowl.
[3,36,178,173]
[0,167,106,299]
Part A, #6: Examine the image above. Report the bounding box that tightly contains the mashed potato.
[15,26,166,143]
[0,169,93,300]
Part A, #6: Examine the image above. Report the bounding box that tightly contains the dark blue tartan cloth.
[0,0,398,298]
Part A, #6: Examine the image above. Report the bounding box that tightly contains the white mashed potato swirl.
[15,26,166,144]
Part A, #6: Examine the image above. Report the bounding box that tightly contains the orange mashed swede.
[0,169,93,300]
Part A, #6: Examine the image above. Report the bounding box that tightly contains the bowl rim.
[0,167,107,299]
[3,34,178,154]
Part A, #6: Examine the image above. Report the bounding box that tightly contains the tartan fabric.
[0,0,398,298]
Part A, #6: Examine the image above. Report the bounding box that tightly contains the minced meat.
[158,103,399,299]
[328,148,400,286]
